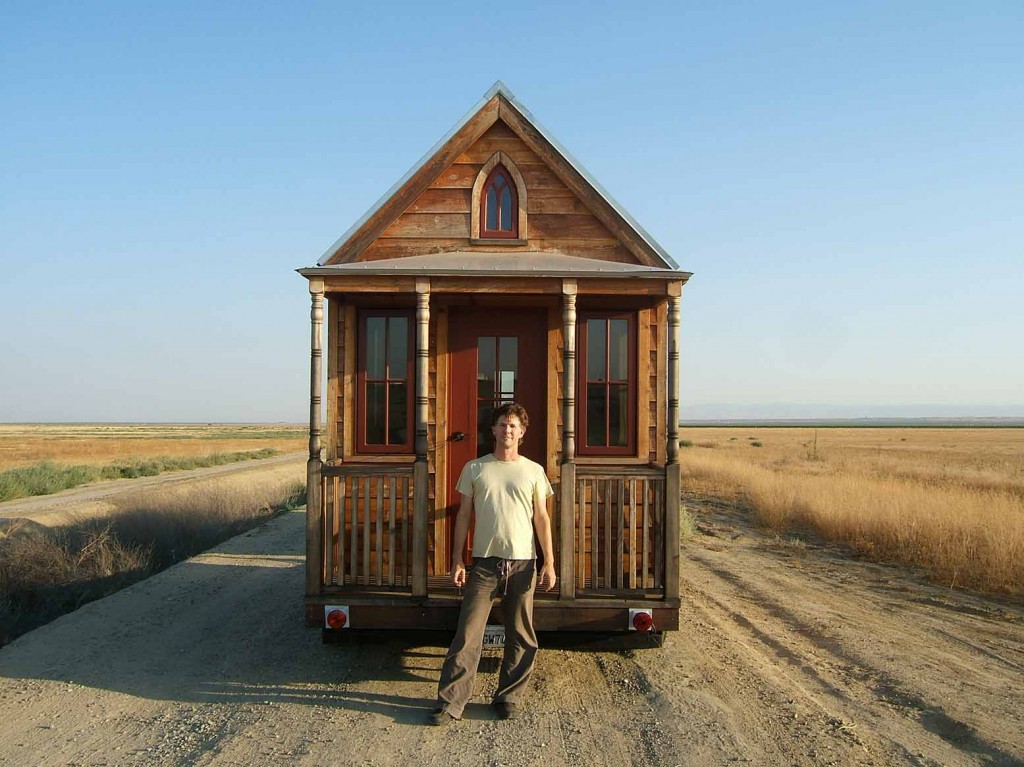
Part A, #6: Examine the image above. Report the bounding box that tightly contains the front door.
[446,307,548,569]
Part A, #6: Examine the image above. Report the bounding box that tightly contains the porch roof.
[299,251,692,281]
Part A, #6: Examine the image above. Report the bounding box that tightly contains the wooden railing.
[571,468,666,595]
[321,464,415,590]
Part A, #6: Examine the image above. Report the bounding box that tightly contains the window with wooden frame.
[480,165,518,238]
[356,310,413,453]
[578,313,636,455]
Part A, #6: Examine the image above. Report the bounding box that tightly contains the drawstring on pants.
[497,559,513,595]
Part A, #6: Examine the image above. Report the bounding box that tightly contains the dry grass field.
[679,426,1024,597]
[0,423,305,471]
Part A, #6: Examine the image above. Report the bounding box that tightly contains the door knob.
[449,431,467,442]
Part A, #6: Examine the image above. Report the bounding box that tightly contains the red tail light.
[631,610,654,632]
[326,609,348,629]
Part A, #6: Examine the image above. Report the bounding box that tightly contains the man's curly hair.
[489,402,529,431]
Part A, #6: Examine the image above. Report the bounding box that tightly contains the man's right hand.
[451,561,467,588]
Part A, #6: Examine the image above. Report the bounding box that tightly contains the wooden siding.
[360,121,637,264]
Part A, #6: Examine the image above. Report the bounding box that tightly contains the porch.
[305,460,681,631]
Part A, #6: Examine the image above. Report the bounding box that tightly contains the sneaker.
[428,708,456,726]
[493,701,518,720]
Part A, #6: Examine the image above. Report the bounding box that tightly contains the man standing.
[430,402,556,724]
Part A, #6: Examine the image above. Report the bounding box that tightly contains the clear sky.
[2,2,1021,422]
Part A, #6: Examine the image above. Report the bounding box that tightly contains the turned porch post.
[560,280,577,598]
[412,280,430,597]
[664,287,682,601]
[306,279,325,597]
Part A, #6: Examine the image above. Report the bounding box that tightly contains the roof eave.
[298,266,692,282]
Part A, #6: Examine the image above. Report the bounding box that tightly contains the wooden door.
[446,307,548,569]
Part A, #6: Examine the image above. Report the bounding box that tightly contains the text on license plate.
[482,626,505,647]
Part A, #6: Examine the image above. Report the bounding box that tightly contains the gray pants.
[436,557,538,718]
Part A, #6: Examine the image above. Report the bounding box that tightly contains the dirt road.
[0,452,307,527]
[1,491,1022,766]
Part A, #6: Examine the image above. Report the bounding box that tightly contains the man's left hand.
[538,562,557,592]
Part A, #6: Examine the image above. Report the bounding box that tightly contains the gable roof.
[316,81,680,270]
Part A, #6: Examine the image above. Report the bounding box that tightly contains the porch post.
[667,291,681,464]
[412,279,430,597]
[559,280,577,598]
[664,287,682,601]
[306,279,325,598]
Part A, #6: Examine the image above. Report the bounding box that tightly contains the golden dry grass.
[0,423,305,471]
[680,427,1024,596]
[0,467,304,645]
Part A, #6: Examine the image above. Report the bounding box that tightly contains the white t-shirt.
[456,454,554,560]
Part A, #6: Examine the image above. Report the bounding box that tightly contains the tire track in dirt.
[681,494,1024,767]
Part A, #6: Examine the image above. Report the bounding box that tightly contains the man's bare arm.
[450,493,473,587]
[533,495,557,591]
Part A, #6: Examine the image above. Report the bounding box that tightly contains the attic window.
[480,166,518,238]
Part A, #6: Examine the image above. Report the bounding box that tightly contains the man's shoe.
[493,701,518,720]
[428,708,456,726]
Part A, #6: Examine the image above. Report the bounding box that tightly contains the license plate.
[482,625,505,647]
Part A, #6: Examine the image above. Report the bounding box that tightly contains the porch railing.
[570,468,666,596]
[321,464,415,590]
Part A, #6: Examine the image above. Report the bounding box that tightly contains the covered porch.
[300,254,685,632]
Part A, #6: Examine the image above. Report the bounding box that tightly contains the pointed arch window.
[480,165,518,238]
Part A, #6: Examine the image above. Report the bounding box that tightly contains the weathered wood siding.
[360,122,638,264]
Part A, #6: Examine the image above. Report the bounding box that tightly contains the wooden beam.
[306,280,325,598]
[415,280,431,460]
[667,295,681,464]
[561,280,577,462]
[559,463,576,599]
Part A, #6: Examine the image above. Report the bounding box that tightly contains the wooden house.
[299,82,691,640]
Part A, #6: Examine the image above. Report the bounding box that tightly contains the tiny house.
[299,82,691,642]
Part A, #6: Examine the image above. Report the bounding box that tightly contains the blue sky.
[1,2,1021,421]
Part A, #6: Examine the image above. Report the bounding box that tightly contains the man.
[429,402,556,725]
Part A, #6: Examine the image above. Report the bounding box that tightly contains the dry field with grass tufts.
[679,427,1024,596]
[0,423,306,471]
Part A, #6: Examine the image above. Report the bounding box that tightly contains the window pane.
[486,188,498,230]
[365,382,386,444]
[586,319,606,381]
[608,319,628,381]
[608,384,628,447]
[587,384,607,447]
[387,317,407,381]
[500,186,512,230]
[498,336,517,397]
[388,383,407,445]
[366,317,386,380]
[477,402,494,458]
[477,336,495,399]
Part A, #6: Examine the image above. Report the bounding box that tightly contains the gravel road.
[1,487,1022,766]
[0,452,307,527]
